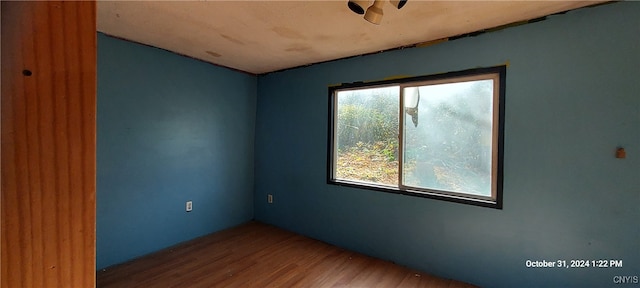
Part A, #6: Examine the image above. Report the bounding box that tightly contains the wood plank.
[1,1,97,287]
[97,222,477,288]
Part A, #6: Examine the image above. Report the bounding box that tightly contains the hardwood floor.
[97,222,477,288]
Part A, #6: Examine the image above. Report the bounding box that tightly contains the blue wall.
[97,34,256,269]
[254,3,639,288]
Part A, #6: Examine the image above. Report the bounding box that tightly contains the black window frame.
[327,66,506,209]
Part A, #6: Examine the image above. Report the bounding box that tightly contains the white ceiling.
[97,1,606,75]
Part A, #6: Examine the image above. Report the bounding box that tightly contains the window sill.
[328,179,502,209]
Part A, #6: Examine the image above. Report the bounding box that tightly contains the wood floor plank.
[97,222,477,288]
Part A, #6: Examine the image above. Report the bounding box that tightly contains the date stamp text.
[525,259,623,269]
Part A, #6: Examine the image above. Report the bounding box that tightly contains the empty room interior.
[1,1,639,287]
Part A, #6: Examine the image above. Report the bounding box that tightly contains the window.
[328,66,505,208]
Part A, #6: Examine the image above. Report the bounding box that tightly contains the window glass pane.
[402,79,494,196]
[335,86,399,185]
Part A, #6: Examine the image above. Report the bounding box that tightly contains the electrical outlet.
[186,201,193,212]
[267,194,273,204]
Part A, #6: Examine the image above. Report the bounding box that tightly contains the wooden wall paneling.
[1,1,96,287]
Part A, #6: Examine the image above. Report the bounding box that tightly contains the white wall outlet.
[267,194,273,204]
[186,201,193,212]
